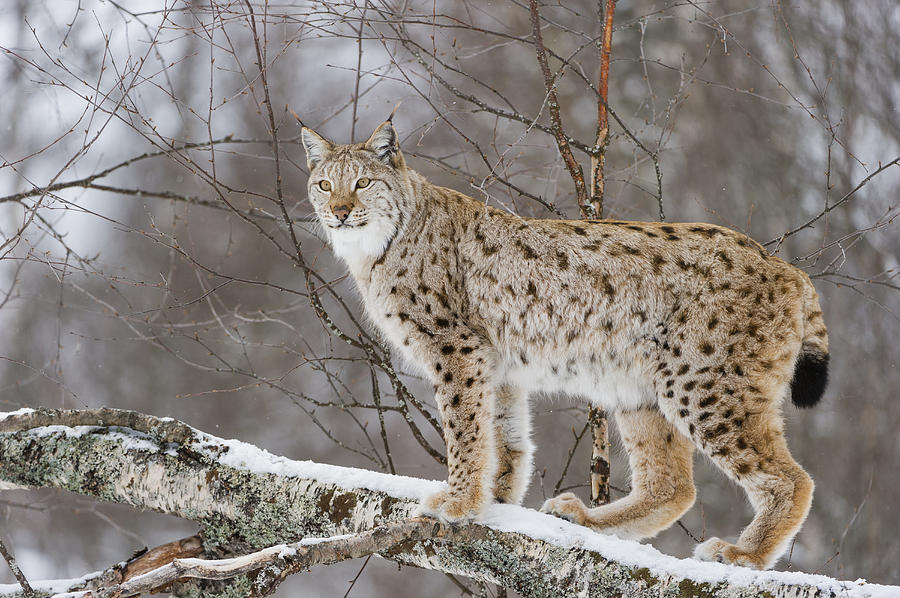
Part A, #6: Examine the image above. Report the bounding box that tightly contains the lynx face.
[301,123,412,266]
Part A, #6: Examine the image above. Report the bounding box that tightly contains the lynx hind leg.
[690,397,813,570]
[659,285,815,569]
[492,384,534,504]
[542,407,695,540]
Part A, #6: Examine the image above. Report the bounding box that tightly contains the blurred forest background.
[1,1,898,595]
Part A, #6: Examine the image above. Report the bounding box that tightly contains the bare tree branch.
[0,538,35,598]
[528,0,590,212]
[767,156,900,251]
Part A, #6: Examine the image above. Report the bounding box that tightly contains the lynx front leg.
[420,337,498,523]
[493,384,534,504]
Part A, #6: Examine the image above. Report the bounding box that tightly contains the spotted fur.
[301,121,829,570]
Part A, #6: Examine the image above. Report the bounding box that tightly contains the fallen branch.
[0,408,895,598]
[97,520,488,598]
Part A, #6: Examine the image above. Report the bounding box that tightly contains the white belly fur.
[500,356,656,411]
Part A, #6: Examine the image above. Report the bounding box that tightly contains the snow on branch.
[0,408,895,598]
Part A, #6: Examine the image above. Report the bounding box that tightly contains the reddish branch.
[528,1,616,505]
[590,0,616,216]
[588,0,617,508]
[528,0,590,213]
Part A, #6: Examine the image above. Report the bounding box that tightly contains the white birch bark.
[0,408,892,598]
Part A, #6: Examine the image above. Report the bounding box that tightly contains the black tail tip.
[790,352,829,408]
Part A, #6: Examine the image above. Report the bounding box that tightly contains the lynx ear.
[365,121,403,168]
[301,127,334,170]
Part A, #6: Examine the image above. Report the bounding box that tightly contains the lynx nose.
[332,204,351,222]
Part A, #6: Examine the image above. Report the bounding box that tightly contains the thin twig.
[0,536,36,598]
[767,156,900,250]
[588,0,616,218]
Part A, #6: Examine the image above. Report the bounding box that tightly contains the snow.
[300,533,355,546]
[19,425,161,453]
[0,408,34,422]
[193,430,444,500]
[104,427,161,453]
[27,425,97,439]
[0,570,100,597]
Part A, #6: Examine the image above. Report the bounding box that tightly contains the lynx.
[301,120,829,570]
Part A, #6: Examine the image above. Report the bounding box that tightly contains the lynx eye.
[318,180,332,192]
[355,177,371,189]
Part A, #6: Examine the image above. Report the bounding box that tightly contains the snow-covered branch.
[0,408,894,598]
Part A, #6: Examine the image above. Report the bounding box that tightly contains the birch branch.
[0,408,894,598]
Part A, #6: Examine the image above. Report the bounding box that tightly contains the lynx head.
[301,121,412,265]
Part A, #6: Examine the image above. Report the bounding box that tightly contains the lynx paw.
[417,490,483,523]
[694,537,767,569]
[540,492,588,525]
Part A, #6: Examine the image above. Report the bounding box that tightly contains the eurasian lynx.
[301,120,829,570]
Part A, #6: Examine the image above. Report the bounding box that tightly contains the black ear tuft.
[365,121,402,166]
[301,127,333,170]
